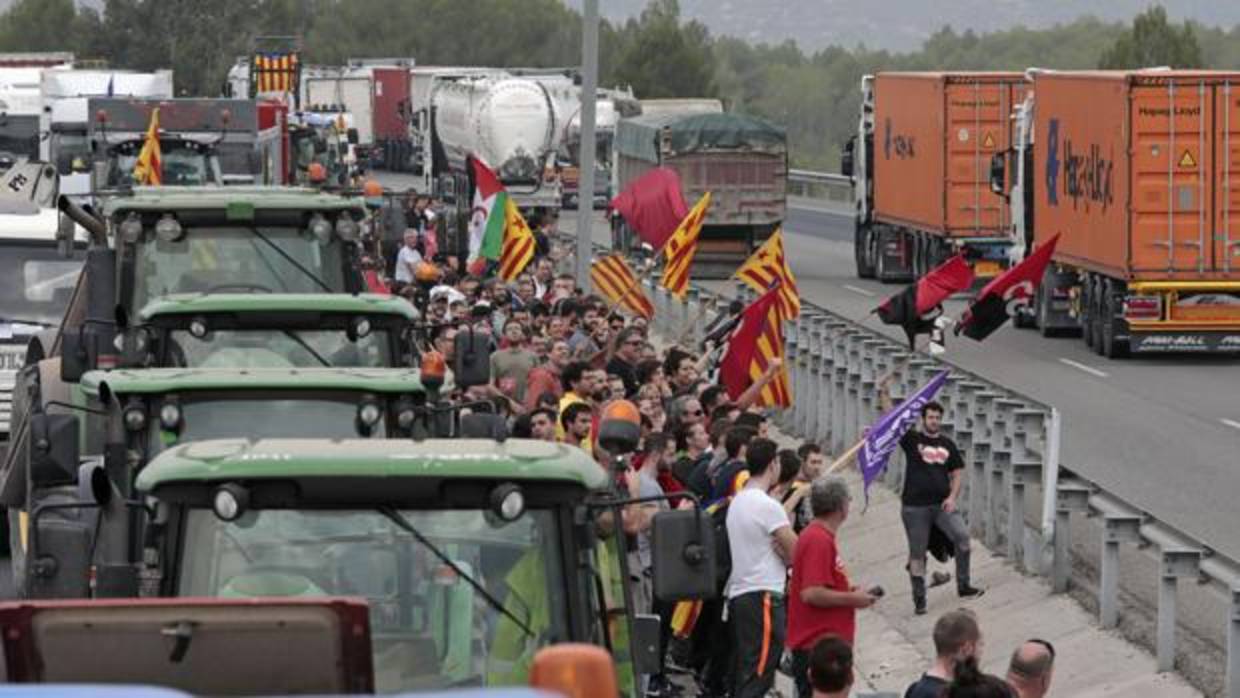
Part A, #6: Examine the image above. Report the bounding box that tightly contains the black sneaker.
[958,584,985,599]
[914,602,928,616]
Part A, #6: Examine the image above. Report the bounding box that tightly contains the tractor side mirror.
[651,508,717,602]
[30,413,81,487]
[59,330,89,383]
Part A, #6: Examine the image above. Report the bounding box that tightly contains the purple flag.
[858,369,950,497]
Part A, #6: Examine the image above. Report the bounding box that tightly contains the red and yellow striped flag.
[498,197,536,281]
[735,228,800,320]
[719,283,792,408]
[660,192,710,299]
[591,254,654,319]
[133,108,162,186]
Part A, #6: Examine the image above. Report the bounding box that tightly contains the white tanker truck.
[432,74,562,215]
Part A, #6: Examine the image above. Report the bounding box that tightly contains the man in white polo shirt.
[726,437,797,698]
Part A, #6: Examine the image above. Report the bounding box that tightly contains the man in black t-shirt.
[881,381,984,616]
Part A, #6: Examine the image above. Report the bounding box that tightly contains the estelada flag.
[608,167,689,251]
[956,234,1060,341]
[660,192,710,300]
[735,228,800,320]
[875,255,974,348]
[591,254,654,319]
[133,108,162,186]
[719,283,792,408]
[467,155,535,281]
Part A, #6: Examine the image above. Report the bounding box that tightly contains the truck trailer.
[991,70,1240,356]
[846,72,1028,283]
[613,110,787,277]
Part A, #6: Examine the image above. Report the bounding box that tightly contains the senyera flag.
[875,255,973,348]
[132,107,162,186]
[735,228,800,320]
[718,283,792,408]
[467,155,535,281]
[956,234,1060,342]
[660,192,711,299]
[591,254,654,320]
[858,369,949,498]
[609,167,689,251]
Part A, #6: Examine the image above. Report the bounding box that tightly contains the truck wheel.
[855,223,876,279]
[1082,279,1095,349]
[1037,277,1056,337]
[1100,281,1130,359]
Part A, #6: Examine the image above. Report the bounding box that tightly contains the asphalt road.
[376,169,1240,559]
[777,204,1240,559]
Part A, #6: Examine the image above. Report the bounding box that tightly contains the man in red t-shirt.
[786,476,880,698]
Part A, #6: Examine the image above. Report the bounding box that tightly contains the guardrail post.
[830,331,850,455]
[858,339,884,429]
[1009,458,1042,571]
[973,391,1001,543]
[1100,515,1141,628]
[802,317,822,440]
[1157,548,1202,673]
[1228,588,1240,698]
[844,335,864,447]
[783,320,800,435]
[1053,483,1092,593]
[813,322,834,446]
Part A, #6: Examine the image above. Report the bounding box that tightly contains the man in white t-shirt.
[394,228,423,286]
[725,437,797,698]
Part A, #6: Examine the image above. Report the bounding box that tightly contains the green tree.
[609,0,716,99]
[1099,6,1203,69]
[0,0,82,53]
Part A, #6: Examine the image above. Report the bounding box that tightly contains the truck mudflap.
[1128,331,1240,353]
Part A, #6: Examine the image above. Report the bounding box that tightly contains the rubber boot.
[956,549,984,598]
[911,575,927,615]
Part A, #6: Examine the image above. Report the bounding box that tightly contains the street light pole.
[575,0,599,288]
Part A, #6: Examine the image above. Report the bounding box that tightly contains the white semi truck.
[39,69,174,199]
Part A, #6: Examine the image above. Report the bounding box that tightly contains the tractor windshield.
[176,507,571,693]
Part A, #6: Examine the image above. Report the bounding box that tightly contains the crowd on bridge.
[352,188,1058,698]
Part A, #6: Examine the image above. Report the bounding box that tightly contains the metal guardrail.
[787,169,854,207]
[568,242,1240,696]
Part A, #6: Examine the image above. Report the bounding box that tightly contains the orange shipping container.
[1034,70,1240,281]
[873,72,1027,238]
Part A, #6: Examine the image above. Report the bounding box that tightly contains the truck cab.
[129,437,714,695]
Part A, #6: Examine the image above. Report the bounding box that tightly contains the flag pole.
[825,438,866,475]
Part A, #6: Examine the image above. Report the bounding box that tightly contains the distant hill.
[565,0,1240,52]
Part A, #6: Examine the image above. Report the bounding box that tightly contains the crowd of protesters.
[361,191,1051,698]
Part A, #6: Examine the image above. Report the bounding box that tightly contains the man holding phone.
[786,476,881,698]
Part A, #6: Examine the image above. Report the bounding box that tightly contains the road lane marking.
[842,284,876,297]
[1221,419,1240,432]
[1058,358,1109,378]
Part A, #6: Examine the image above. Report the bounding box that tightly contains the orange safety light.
[420,350,446,390]
[362,179,383,198]
[597,399,640,455]
[307,162,327,183]
[529,644,618,698]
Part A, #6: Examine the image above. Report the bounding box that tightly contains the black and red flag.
[874,255,975,348]
[955,234,1060,341]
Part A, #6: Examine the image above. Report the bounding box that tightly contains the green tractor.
[119,436,718,695]
[3,188,372,557]
[12,365,436,600]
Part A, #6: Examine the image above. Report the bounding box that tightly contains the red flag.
[875,255,975,348]
[719,284,791,407]
[609,167,690,251]
[957,235,1061,341]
